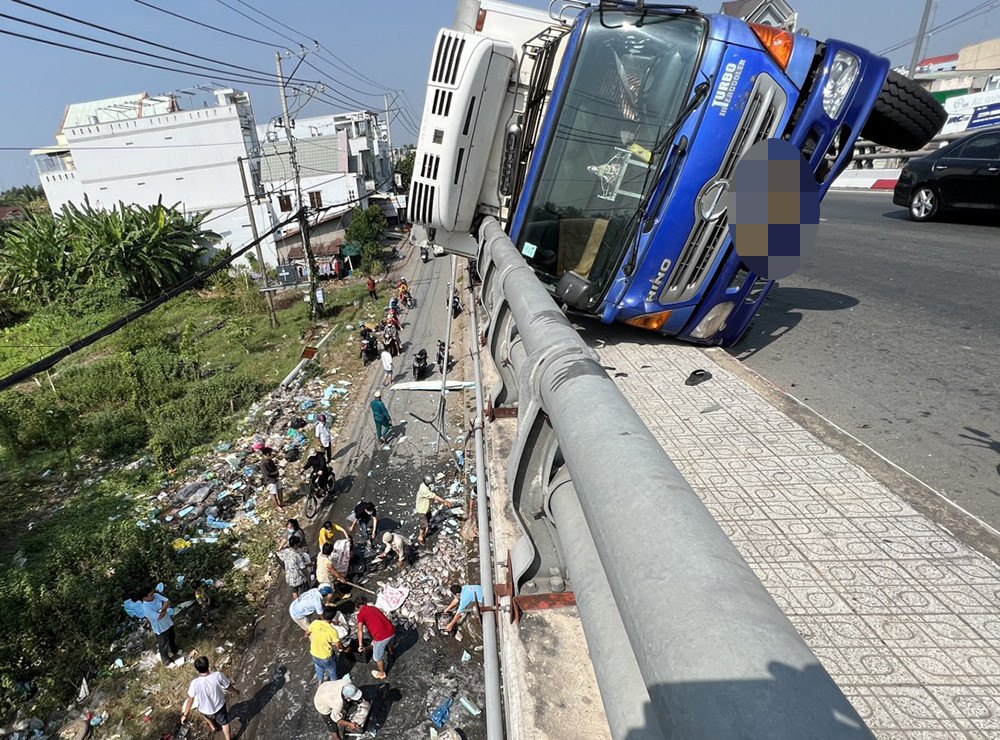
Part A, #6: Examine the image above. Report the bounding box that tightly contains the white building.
[32,90,278,265]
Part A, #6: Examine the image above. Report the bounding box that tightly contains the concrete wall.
[958,37,1000,70]
[36,103,278,265]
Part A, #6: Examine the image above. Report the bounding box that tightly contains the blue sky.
[2,0,998,189]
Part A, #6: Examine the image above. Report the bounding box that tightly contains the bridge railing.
[475,216,875,740]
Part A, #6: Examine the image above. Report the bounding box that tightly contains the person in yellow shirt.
[305,607,349,684]
[319,520,349,550]
[415,474,456,545]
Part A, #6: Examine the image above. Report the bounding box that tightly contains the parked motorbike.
[437,340,453,372]
[451,294,464,318]
[420,246,429,262]
[413,348,428,380]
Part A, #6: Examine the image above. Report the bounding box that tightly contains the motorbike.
[437,340,453,372]
[383,323,402,356]
[402,290,416,309]
[413,348,428,380]
[451,294,464,318]
[360,328,379,365]
[420,246,429,262]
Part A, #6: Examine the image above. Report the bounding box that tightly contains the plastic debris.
[172,538,193,551]
[461,650,471,663]
[459,695,481,716]
[431,697,453,728]
[77,677,90,702]
[233,557,251,571]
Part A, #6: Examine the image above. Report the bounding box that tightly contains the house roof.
[286,238,343,260]
[0,205,25,220]
[59,93,176,133]
[919,53,960,67]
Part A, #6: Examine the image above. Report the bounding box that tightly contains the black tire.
[908,184,939,222]
[861,70,946,151]
[304,489,320,519]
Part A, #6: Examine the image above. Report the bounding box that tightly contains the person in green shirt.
[370,391,392,444]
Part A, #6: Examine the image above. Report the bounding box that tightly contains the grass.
[0,274,394,725]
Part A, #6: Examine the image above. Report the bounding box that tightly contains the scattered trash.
[459,695,481,716]
[431,697,453,728]
[77,677,90,702]
[461,650,471,663]
[684,369,713,386]
[233,557,251,571]
[700,404,722,414]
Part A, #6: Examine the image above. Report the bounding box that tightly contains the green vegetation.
[0,184,46,211]
[345,204,388,276]
[395,148,415,191]
[0,196,381,721]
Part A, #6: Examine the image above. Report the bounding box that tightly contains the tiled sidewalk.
[589,324,1000,740]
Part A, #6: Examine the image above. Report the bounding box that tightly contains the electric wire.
[9,0,305,87]
[131,0,286,50]
[0,211,299,392]
[876,0,1000,57]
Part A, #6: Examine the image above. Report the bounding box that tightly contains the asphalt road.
[730,190,1000,530]
[231,247,486,740]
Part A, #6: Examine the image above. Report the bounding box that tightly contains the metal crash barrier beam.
[476,216,875,740]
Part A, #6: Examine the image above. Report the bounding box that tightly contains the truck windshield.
[517,10,705,299]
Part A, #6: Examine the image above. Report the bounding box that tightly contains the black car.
[893,128,1000,221]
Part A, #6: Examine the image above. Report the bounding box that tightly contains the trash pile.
[130,373,357,547]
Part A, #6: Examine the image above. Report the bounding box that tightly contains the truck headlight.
[689,302,735,339]
[822,51,860,119]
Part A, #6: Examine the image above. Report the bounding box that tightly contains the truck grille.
[411,180,436,225]
[432,32,466,86]
[658,73,787,305]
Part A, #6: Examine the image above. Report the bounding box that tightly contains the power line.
[225,0,396,94]
[0,27,292,92]
[9,0,300,88]
[0,211,299,392]
[131,0,286,51]
[877,0,1000,56]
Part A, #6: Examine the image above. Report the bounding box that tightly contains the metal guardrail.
[475,216,876,739]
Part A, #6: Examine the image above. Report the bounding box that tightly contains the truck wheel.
[861,70,945,151]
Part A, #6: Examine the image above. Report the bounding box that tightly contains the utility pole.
[237,156,278,328]
[908,0,935,79]
[384,93,394,158]
[276,52,321,317]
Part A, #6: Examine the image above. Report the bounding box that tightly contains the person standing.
[289,585,336,630]
[370,391,392,444]
[305,606,350,684]
[140,586,182,667]
[380,348,393,387]
[314,677,364,737]
[375,531,412,568]
[181,656,240,739]
[276,536,312,599]
[349,501,378,546]
[259,446,285,513]
[315,414,333,461]
[415,475,456,546]
[355,600,396,680]
[443,583,485,634]
[366,276,377,301]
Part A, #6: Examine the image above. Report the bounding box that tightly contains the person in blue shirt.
[140,585,183,667]
[443,584,484,634]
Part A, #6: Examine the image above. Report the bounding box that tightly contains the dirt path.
[220,249,488,739]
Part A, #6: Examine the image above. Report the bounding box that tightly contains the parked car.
[894,128,1000,221]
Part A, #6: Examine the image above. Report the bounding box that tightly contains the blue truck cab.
[409,1,943,345]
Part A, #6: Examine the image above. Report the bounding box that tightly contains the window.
[955,133,1000,160]
[278,194,292,212]
[308,191,323,208]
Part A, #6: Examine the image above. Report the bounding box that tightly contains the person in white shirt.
[315,414,333,461]
[380,349,393,387]
[181,656,240,739]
